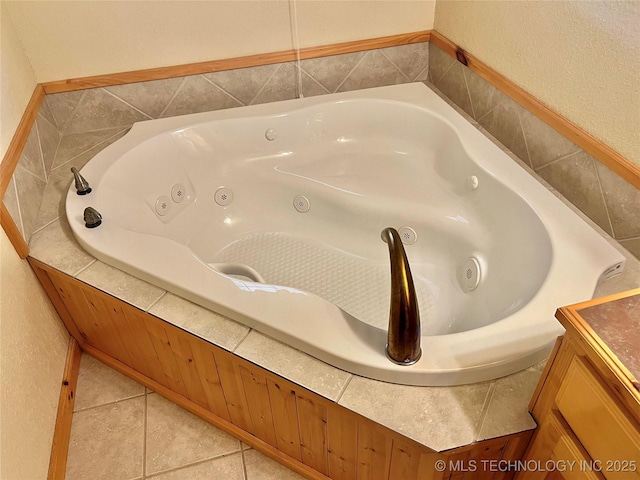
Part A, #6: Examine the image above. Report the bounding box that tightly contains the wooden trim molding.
[1,202,28,258]
[429,31,640,190]
[0,84,45,197]
[47,337,82,480]
[0,84,43,258]
[41,31,430,94]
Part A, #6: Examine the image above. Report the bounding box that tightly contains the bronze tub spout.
[381,227,421,365]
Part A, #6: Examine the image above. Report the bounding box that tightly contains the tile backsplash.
[3,40,639,261]
[428,42,640,260]
[3,42,428,246]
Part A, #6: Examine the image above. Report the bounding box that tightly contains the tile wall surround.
[427,42,640,260]
[4,39,638,260]
[2,42,429,248]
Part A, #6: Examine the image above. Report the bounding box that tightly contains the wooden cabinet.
[522,410,604,480]
[519,290,640,480]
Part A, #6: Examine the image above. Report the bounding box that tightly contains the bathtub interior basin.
[66,82,624,386]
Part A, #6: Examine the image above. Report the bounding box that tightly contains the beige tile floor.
[66,354,305,480]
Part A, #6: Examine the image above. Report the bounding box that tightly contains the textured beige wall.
[0,2,38,158]
[434,0,640,167]
[295,1,435,47]
[1,6,69,479]
[5,0,435,83]
[0,228,69,480]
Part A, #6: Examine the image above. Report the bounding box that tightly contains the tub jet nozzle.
[71,167,92,195]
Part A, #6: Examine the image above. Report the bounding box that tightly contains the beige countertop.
[577,292,640,389]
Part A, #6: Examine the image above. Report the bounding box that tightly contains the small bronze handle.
[84,207,102,228]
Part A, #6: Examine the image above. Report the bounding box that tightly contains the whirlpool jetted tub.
[67,83,624,386]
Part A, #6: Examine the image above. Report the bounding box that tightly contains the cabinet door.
[556,356,640,480]
[517,412,604,480]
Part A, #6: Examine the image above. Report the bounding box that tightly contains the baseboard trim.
[47,337,82,480]
[41,31,430,94]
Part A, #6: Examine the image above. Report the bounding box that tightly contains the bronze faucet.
[381,227,421,365]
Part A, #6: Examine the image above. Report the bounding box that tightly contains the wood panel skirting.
[29,257,532,480]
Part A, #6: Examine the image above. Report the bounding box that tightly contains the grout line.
[334,375,354,403]
[240,447,249,480]
[145,291,168,312]
[591,156,616,237]
[618,233,640,241]
[516,109,534,168]
[59,89,89,135]
[199,74,244,107]
[461,68,477,121]
[6,176,26,240]
[201,74,247,106]
[334,51,369,93]
[101,87,153,120]
[298,67,331,96]
[13,163,47,186]
[30,214,63,238]
[37,109,59,132]
[33,117,50,183]
[72,392,147,414]
[17,143,48,184]
[474,381,496,442]
[37,112,63,182]
[48,129,63,181]
[231,328,253,353]
[533,149,582,173]
[248,64,282,106]
[51,126,131,174]
[431,53,456,86]
[378,49,411,83]
[157,77,188,119]
[475,101,501,125]
[40,98,59,131]
[145,450,244,479]
[413,63,429,83]
[71,259,97,278]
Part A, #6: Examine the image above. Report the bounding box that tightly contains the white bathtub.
[66,83,624,386]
